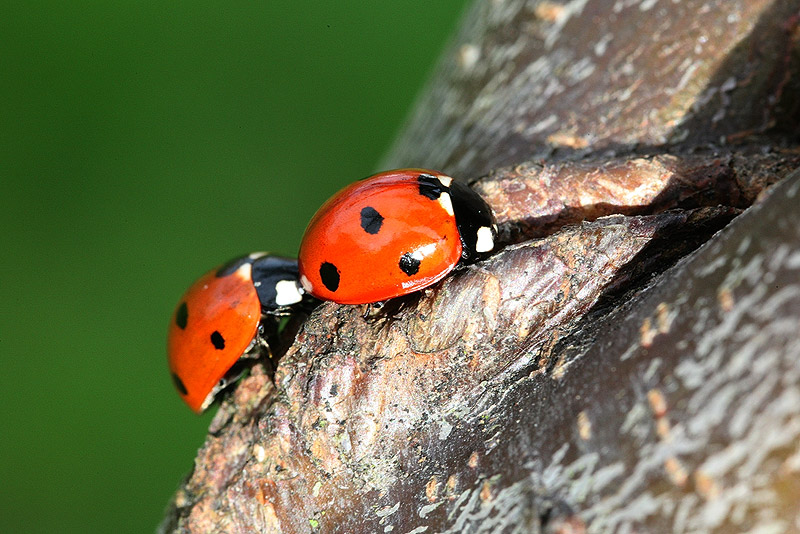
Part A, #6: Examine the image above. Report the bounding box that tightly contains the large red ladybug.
[298,169,497,304]
[167,253,310,413]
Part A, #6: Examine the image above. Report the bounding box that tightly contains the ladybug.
[167,253,310,413]
[298,169,497,304]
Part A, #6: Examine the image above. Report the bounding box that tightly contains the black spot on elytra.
[175,302,188,329]
[399,252,421,276]
[360,206,384,234]
[319,262,340,292]
[171,372,188,396]
[210,331,225,350]
[418,174,446,200]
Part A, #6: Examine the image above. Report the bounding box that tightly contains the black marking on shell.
[418,174,446,200]
[171,373,188,396]
[320,262,341,292]
[210,331,226,350]
[175,302,188,329]
[399,252,421,276]
[360,206,384,235]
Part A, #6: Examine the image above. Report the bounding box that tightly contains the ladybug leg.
[261,307,316,360]
[362,301,387,319]
[254,319,279,358]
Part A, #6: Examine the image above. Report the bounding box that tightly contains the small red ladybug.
[298,169,497,304]
[167,253,310,413]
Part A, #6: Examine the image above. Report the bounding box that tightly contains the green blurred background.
[0,2,470,531]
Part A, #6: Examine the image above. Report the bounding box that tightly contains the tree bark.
[161,1,800,532]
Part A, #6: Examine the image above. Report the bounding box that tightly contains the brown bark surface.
[383,0,800,178]
[162,1,800,532]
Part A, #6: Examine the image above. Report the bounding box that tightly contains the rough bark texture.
[161,0,800,532]
[383,0,800,178]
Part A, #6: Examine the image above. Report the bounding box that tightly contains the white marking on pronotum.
[437,175,453,187]
[274,279,304,306]
[234,262,253,281]
[475,226,495,253]
[438,192,454,216]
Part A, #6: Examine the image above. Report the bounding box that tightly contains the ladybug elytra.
[167,253,309,413]
[297,169,497,304]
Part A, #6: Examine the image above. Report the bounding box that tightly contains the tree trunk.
[161,1,800,532]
